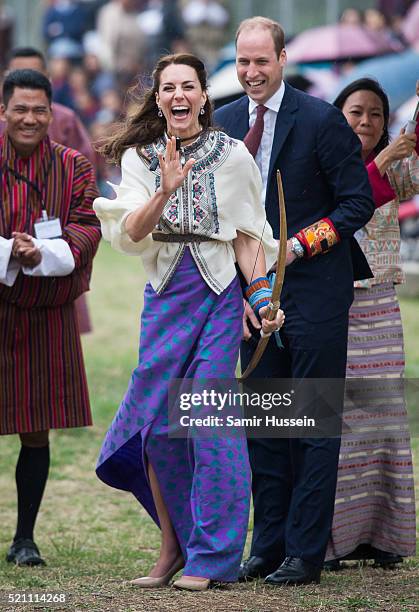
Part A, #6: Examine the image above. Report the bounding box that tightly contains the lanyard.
[1,159,54,232]
[2,161,51,205]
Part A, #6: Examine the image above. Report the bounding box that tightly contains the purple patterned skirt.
[96,249,251,581]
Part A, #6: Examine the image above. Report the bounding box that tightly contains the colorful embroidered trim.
[245,276,272,314]
[295,217,340,258]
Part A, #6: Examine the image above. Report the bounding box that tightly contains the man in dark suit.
[214,17,374,585]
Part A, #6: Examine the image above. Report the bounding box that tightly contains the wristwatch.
[290,236,305,259]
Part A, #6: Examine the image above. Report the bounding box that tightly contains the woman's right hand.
[384,129,416,163]
[158,136,195,197]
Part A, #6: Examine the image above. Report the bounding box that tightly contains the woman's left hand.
[387,130,416,162]
[259,306,285,336]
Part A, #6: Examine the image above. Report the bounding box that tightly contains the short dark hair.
[2,69,52,107]
[333,77,390,154]
[7,47,47,70]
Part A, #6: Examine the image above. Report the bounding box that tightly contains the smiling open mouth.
[171,106,190,118]
[247,80,265,88]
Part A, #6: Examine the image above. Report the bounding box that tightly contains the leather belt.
[152,233,213,243]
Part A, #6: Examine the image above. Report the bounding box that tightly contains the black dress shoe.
[6,539,46,566]
[265,556,321,585]
[323,559,341,571]
[238,556,279,582]
[373,550,403,568]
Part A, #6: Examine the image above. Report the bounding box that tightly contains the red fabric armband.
[295,217,340,258]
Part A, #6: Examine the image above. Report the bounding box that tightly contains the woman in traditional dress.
[325,78,418,569]
[94,53,283,591]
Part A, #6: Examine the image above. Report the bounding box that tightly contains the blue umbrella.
[331,50,419,110]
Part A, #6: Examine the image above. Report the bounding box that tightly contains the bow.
[239,170,287,381]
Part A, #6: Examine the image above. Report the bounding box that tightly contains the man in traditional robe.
[0,69,101,566]
[0,46,99,333]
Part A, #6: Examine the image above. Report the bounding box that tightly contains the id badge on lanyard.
[33,210,62,239]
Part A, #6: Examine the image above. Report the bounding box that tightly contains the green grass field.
[0,241,418,612]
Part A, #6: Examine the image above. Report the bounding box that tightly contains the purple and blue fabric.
[96,249,251,581]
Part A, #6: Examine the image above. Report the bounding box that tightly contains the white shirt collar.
[248,81,285,117]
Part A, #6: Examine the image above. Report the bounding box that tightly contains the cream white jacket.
[94,131,278,294]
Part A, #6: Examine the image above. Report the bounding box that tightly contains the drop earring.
[158,107,163,117]
[200,107,205,115]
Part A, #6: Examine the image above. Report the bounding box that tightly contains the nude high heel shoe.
[129,557,184,588]
[172,576,211,591]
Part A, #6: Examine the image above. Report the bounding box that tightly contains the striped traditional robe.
[0,135,101,434]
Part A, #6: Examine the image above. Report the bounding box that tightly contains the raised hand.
[158,137,195,197]
[386,129,416,163]
[374,126,417,176]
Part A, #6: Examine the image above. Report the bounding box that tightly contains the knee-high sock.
[14,445,50,542]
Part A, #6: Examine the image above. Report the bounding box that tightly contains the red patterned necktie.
[244,104,268,158]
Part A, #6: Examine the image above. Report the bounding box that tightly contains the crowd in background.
[341,1,414,43]
[1,0,418,195]
[35,0,231,192]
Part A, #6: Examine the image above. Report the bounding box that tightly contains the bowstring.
[249,215,268,285]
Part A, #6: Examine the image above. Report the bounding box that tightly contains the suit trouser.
[240,297,349,567]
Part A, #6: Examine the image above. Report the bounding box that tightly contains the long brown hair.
[97,54,214,166]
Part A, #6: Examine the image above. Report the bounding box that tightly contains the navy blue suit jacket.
[214,83,375,322]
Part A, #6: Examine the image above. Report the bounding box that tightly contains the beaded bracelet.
[245,276,272,315]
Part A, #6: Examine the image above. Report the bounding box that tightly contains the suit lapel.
[267,83,298,181]
[225,96,249,140]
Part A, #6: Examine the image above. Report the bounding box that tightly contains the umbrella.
[332,50,419,111]
[300,66,339,99]
[208,62,243,102]
[286,23,403,64]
